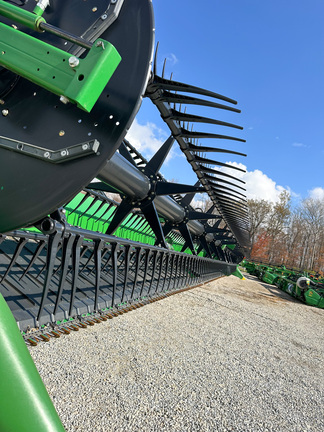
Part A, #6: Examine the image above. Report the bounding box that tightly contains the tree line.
[248,191,324,273]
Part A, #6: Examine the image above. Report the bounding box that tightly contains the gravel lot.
[29,274,324,432]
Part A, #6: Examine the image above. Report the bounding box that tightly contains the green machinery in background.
[242,261,324,309]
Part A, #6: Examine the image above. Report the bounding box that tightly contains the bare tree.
[248,192,324,273]
[247,198,272,248]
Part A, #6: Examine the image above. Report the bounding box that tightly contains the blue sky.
[128,0,324,203]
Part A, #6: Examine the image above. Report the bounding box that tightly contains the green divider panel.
[0,294,66,432]
[232,266,245,280]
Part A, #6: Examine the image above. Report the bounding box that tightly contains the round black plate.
[0,0,154,232]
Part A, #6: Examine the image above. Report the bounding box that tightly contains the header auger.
[0,0,249,332]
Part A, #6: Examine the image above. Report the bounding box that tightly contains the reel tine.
[180,128,246,143]
[159,91,241,113]
[151,75,238,105]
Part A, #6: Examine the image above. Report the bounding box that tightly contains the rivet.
[59,130,65,136]
[1,109,8,116]
[82,144,89,150]
[92,7,97,12]
[44,152,50,158]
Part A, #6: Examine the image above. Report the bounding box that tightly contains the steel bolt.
[69,56,79,68]
[60,95,69,104]
[96,41,105,50]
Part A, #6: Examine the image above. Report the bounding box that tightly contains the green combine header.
[242,261,324,308]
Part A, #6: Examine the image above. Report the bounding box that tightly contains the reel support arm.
[0,0,121,112]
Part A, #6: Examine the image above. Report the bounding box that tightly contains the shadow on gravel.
[243,273,302,304]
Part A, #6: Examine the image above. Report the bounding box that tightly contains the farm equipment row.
[242,261,324,308]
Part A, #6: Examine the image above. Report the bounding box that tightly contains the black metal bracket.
[0,135,100,163]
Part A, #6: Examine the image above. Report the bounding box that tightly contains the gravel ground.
[29,274,324,432]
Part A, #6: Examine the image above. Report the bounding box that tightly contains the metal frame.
[0,223,236,332]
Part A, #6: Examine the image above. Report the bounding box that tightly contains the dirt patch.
[202,274,291,307]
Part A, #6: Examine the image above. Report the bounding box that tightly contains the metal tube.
[98,153,151,200]
[39,22,93,50]
[0,0,45,31]
[97,152,205,236]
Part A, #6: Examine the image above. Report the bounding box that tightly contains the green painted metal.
[65,193,187,250]
[243,260,324,309]
[33,4,46,17]
[232,266,244,279]
[0,294,66,432]
[0,23,121,112]
[262,271,279,285]
[305,288,324,308]
[0,0,45,31]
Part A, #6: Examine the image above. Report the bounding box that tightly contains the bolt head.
[69,56,79,68]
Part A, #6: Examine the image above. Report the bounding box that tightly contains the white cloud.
[166,53,178,66]
[292,142,306,148]
[125,121,293,203]
[216,161,290,203]
[309,187,324,200]
[126,119,176,162]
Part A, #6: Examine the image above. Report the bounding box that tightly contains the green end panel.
[304,289,324,308]
[65,39,121,112]
[262,271,278,285]
[0,24,121,112]
[232,266,244,279]
[0,294,66,432]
